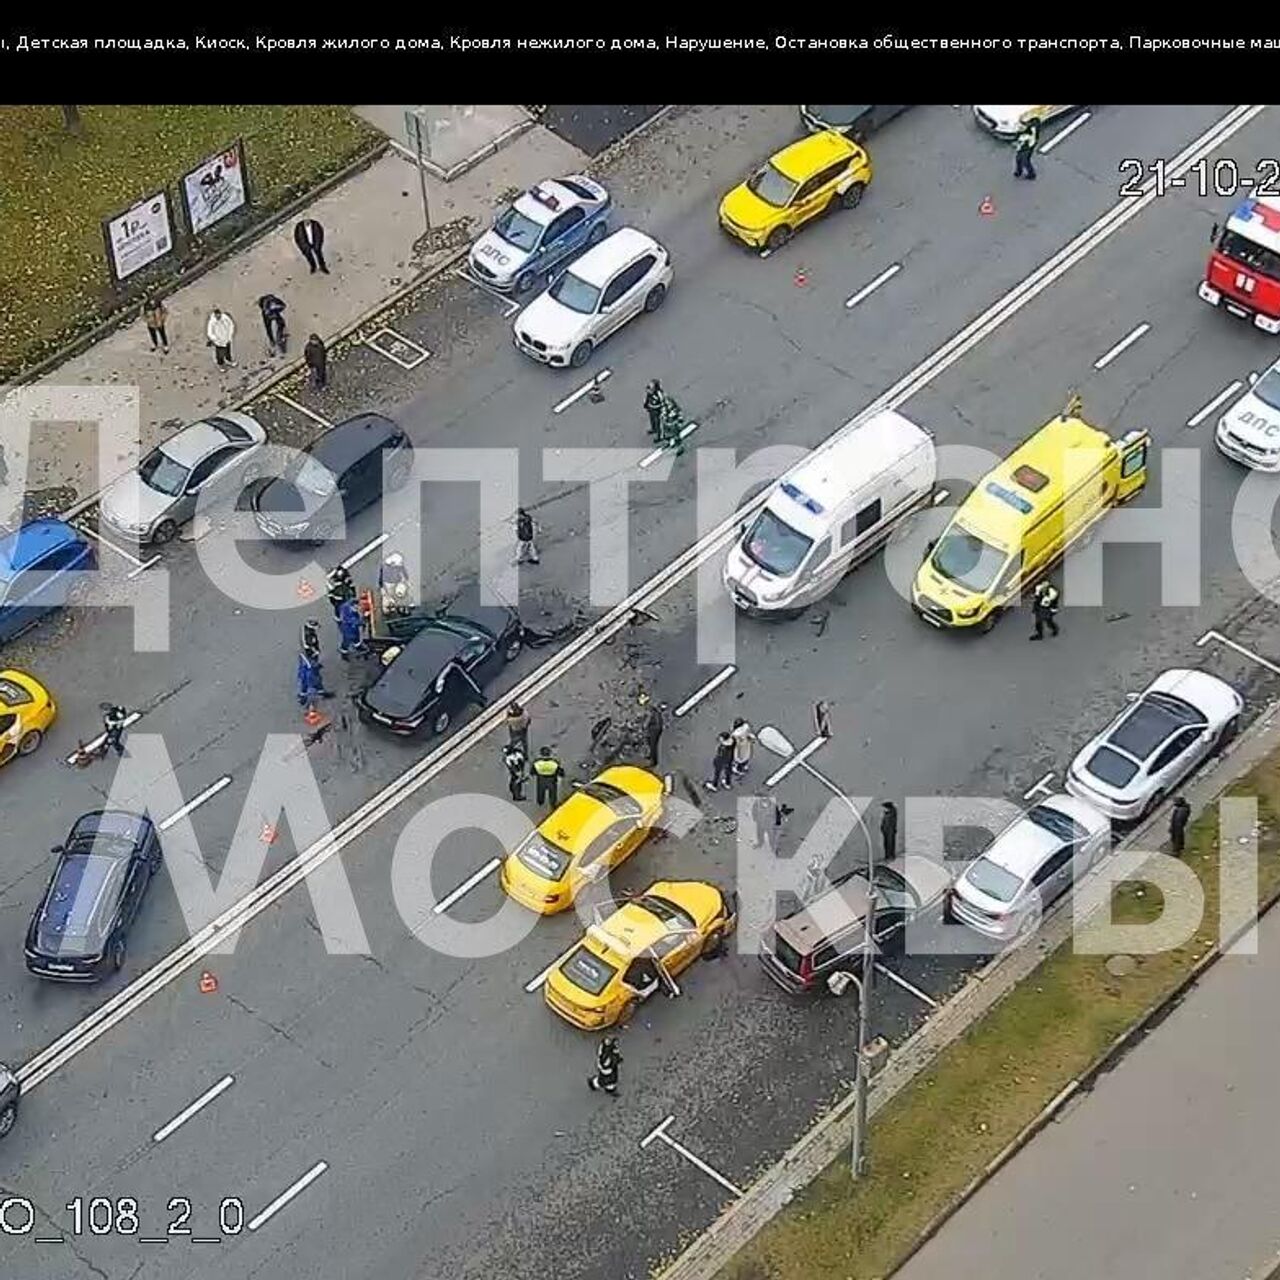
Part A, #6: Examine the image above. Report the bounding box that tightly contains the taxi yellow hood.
[720,183,779,232]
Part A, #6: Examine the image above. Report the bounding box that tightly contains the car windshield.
[548,270,600,314]
[1252,367,1280,411]
[516,832,572,882]
[492,205,544,252]
[138,447,190,497]
[930,526,1007,593]
[636,893,696,931]
[285,453,337,498]
[1085,745,1140,788]
[746,163,797,208]
[1220,228,1280,280]
[579,780,643,818]
[963,856,1024,904]
[742,509,814,577]
[559,945,617,996]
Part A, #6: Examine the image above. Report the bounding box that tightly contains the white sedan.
[972,105,1079,140]
[1216,355,1280,471]
[512,226,672,369]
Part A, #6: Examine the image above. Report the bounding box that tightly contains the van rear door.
[1115,431,1151,503]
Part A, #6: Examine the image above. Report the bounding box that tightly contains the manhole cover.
[1105,954,1136,977]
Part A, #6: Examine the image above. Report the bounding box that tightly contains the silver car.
[1066,668,1243,822]
[948,794,1111,943]
[99,411,267,544]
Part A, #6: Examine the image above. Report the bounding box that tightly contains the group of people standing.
[500,701,565,809]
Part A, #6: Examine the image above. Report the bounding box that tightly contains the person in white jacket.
[206,306,236,367]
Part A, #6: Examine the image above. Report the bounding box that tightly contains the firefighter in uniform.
[532,746,564,809]
[588,1036,622,1095]
[326,564,355,618]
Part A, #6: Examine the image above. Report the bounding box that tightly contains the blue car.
[0,519,96,645]
[467,175,611,294]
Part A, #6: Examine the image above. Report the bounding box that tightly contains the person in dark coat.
[304,333,328,389]
[1014,119,1040,180]
[644,380,664,440]
[258,294,288,354]
[644,700,666,767]
[505,701,530,755]
[705,730,736,791]
[880,800,899,863]
[588,1036,622,1095]
[503,743,527,802]
[1169,796,1191,855]
[143,297,169,353]
[294,218,329,273]
[515,507,539,564]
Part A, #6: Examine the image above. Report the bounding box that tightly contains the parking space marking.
[64,711,143,765]
[553,369,613,414]
[153,1074,234,1142]
[159,776,233,831]
[1093,322,1150,370]
[1039,110,1092,153]
[640,422,699,470]
[275,393,334,430]
[247,1160,328,1232]
[524,947,574,993]
[874,962,939,1008]
[433,857,501,914]
[365,326,432,371]
[1197,628,1280,676]
[342,532,388,570]
[1187,380,1243,427]
[845,262,902,310]
[451,266,521,317]
[764,734,828,787]
[674,664,737,718]
[641,1115,744,1197]
[1023,770,1056,801]
[75,521,156,571]
[126,555,163,579]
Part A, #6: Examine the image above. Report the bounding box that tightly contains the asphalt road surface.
[539,105,666,154]
[3,104,1280,1280]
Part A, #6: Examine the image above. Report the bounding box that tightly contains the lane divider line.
[524,947,573,993]
[433,857,502,914]
[1187,380,1242,428]
[640,422,699,469]
[159,776,233,832]
[1093,322,1151,370]
[554,369,612,414]
[342,532,389,570]
[1039,110,1092,153]
[764,735,828,788]
[63,711,143,765]
[845,263,901,310]
[247,1160,328,1232]
[674,665,737,718]
[152,1074,234,1142]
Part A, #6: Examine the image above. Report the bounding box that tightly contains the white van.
[723,410,936,616]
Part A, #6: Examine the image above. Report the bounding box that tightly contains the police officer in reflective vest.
[1030,580,1060,641]
[1014,119,1040,180]
[532,746,564,809]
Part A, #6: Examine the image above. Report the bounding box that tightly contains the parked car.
[0,1063,18,1138]
[512,226,672,368]
[0,668,56,766]
[1066,669,1243,822]
[759,859,951,993]
[99,411,267,544]
[357,607,523,737]
[468,175,611,294]
[1215,354,1280,470]
[25,810,164,981]
[0,519,96,645]
[799,105,910,140]
[251,413,410,544]
[972,105,1079,140]
[948,794,1111,942]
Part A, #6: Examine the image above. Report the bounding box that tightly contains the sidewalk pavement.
[10,121,587,516]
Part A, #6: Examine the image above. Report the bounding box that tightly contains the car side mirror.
[926,539,937,554]
[1249,371,1260,385]
[50,844,63,856]
[1125,692,1139,702]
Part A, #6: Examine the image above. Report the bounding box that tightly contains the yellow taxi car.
[544,880,739,1029]
[500,765,665,915]
[0,669,56,767]
[719,129,872,253]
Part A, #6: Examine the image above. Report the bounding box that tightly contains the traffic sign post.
[404,108,434,242]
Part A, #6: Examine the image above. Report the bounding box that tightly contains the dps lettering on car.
[1239,410,1280,434]
[477,242,511,268]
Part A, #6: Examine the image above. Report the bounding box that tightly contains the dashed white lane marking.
[845,263,902,310]
[451,266,522,317]
[342,532,388,570]
[874,962,939,1008]
[674,665,737,718]
[433,856,502,914]
[764,734,829,788]
[1093,322,1150,370]
[641,1115,744,1197]
[153,1074,234,1142]
[554,369,612,414]
[247,1160,328,1232]
[640,422,700,469]
[1039,110,1092,153]
[1187,380,1243,427]
[365,326,431,371]
[75,522,154,570]
[524,947,573,993]
[1023,770,1056,801]
[159,776,233,831]
[64,711,143,764]
[275,393,334,430]
[1197,628,1280,676]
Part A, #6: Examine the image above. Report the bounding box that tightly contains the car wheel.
[109,935,127,973]
[16,728,42,756]
[515,269,537,294]
[587,221,607,246]
[765,225,793,253]
[569,341,593,369]
[1142,789,1166,822]
[840,182,867,210]
[0,1102,15,1138]
[432,708,453,737]
[977,609,1000,634]
[240,461,262,487]
[643,283,667,313]
[703,927,726,960]
[1217,715,1241,750]
[502,633,523,663]
[152,519,177,545]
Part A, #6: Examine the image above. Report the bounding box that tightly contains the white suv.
[512,226,672,368]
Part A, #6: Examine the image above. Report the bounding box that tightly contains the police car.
[1216,355,1280,471]
[467,176,611,294]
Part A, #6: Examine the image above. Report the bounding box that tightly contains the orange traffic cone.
[198,971,218,994]
[979,195,996,217]
[793,266,808,287]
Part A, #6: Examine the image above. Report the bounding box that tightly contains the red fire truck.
[1199,195,1280,335]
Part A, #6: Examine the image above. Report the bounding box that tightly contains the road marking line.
[452,266,522,316]
[63,710,143,764]
[1093,322,1150,370]
[1023,770,1056,801]
[640,422,699,469]
[1039,110,1092,153]
[1187,380,1242,427]
[524,947,573,992]
[275,393,334,430]
[247,1160,328,1232]
[153,1074,234,1142]
[874,962,939,1008]
[159,776,233,831]
[342,532,388,570]
[844,263,902,309]
[1197,628,1280,676]
[75,522,147,568]
[16,107,1263,1097]
[554,369,612,414]
[365,326,431,371]
[764,735,829,788]
[126,554,163,579]
[641,1115,744,1197]
[433,857,502,914]
[674,665,737,718]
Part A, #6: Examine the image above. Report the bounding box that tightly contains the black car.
[25,810,163,981]
[251,413,411,544]
[357,606,523,737]
[0,1063,18,1138]
[799,105,911,141]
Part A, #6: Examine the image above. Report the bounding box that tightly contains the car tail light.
[798,953,814,985]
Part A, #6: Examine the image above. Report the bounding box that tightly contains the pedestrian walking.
[336,597,363,658]
[644,700,666,767]
[515,507,540,565]
[1030,580,1060,641]
[1013,119,1040,180]
[294,218,329,274]
[296,649,333,710]
[532,746,564,809]
[304,333,328,389]
[206,306,236,367]
[326,564,355,618]
[814,700,832,739]
[880,800,899,863]
[503,743,527,801]
[705,730,736,791]
[657,390,689,456]
[300,618,322,662]
[1169,796,1191,855]
[505,701,530,755]
[800,856,827,902]
[258,294,288,354]
[143,296,169,353]
[731,717,755,776]
[644,379,664,440]
[587,1036,622,1095]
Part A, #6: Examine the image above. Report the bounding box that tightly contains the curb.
[387,115,537,182]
